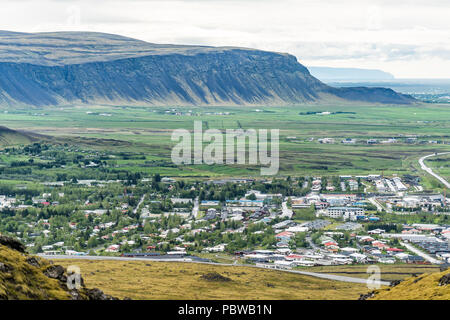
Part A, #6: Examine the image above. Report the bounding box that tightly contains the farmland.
[1,103,450,179]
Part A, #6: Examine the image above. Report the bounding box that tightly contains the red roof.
[276,231,293,238]
[386,248,404,252]
[286,254,303,260]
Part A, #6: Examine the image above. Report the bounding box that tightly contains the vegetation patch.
[200,272,232,282]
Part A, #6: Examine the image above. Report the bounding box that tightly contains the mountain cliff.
[0,31,414,107]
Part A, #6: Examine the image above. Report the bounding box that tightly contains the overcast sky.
[2,0,449,78]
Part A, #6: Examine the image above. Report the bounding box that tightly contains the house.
[205,208,217,220]
[350,253,367,262]
[406,255,427,264]
[286,225,309,233]
[359,236,375,243]
[105,244,120,252]
[372,240,388,249]
[342,138,356,144]
[290,197,310,209]
[171,198,192,204]
[318,138,335,144]
[275,231,294,241]
[368,228,385,235]
[204,244,227,252]
[201,200,220,206]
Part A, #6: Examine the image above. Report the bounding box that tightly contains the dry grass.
[54,259,370,300]
[0,245,70,300]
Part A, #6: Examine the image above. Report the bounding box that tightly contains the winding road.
[133,194,146,215]
[419,152,450,189]
[40,254,390,286]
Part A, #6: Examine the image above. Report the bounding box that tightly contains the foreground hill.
[0,31,414,107]
[367,270,450,300]
[0,235,117,300]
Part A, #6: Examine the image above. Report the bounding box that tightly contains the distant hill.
[0,126,36,146]
[0,31,413,107]
[309,66,395,82]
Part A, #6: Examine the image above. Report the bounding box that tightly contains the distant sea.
[326,79,450,104]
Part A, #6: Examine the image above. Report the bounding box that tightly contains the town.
[1,143,449,271]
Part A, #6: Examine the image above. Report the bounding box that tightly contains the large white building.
[323,207,365,220]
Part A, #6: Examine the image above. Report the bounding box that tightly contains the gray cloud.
[0,0,449,77]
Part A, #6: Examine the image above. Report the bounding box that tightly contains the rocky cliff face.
[0,31,414,107]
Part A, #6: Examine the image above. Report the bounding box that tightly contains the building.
[323,207,365,220]
[205,208,217,220]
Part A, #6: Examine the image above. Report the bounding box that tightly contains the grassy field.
[1,103,450,179]
[54,259,371,300]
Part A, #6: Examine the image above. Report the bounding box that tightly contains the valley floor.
[54,259,371,300]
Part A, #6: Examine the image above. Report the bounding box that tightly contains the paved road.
[41,254,390,286]
[419,152,450,189]
[400,241,443,265]
[368,197,384,212]
[281,201,293,218]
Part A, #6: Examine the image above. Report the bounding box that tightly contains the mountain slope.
[0,31,414,107]
[365,270,450,300]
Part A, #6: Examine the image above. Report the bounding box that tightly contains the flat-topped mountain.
[0,31,414,107]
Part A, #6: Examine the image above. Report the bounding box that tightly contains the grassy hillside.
[0,126,35,146]
[54,259,371,300]
[369,270,450,300]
